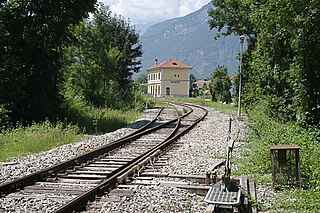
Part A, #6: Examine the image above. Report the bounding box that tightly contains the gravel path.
[0,106,273,212]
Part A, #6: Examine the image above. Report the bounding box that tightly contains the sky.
[99,0,210,25]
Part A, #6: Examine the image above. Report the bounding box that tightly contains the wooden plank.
[56,178,102,183]
[240,176,249,206]
[72,170,111,175]
[80,166,117,170]
[58,174,106,179]
[93,160,129,164]
[117,184,139,190]
[270,144,300,150]
[108,189,135,197]
[248,179,258,213]
[89,162,126,166]
[159,183,210,196]
[25,185,88,192]
[98,159,132,162]
[153,160,167,164]
[7,193,75,201]
[23,189,83,195]
[139,172,169,177]
[102,156,135,160]
[168,174,207,184]
[248,179,256,200]
[35,182,96,188]
[135,176,154,180]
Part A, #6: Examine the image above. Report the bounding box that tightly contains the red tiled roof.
[147,59,192,71]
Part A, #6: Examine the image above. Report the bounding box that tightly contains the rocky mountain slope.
[139,2,239,78]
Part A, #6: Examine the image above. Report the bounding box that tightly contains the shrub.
[235,105,320,212]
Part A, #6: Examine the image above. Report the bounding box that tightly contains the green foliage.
[0,120,83,161]
[272,189,320,212]
[61,92,142,134]
[61,4,142,109]
[189,74,197,97]
[0,105,10,130]
[234,105,320,211]
[0,107,141,161]
[209,65,232,103]
[198,89,210,99]
[208,0,320,126]
[191,88,199,98]
[136,73,148,84]
[0,0,96,123]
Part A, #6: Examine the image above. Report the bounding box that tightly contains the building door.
[166,87,170,96]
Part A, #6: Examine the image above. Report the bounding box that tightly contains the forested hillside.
[0,1,143,128]
[140,2,239,78]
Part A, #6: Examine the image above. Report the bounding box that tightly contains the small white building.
[147,59,192,97]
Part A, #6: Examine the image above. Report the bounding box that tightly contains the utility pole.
[237,35,245,117]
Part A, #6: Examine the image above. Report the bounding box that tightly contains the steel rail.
[0,107,174,196]
[54,103,207,212]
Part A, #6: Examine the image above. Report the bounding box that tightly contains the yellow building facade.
[147,59,191,97]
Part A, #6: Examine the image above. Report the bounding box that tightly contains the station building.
[147,59,192,97]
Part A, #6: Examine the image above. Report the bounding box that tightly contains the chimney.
[154,58,158,65]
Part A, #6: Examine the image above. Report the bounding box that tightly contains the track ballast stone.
[0,107,274,212]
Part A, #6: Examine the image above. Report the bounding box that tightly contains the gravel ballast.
[0,107,273,212]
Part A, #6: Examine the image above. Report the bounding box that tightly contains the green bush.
[235,105,320,212]
[0,104,10,130]
[61,92,141,134]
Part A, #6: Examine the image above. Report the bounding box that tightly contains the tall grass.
[234,106,320,212]
[88,108,140,134]
[62,94,142,135]
[0,108,141,161]
[0,121,83,161]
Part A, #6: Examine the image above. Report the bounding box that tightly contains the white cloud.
[99,0,209,24]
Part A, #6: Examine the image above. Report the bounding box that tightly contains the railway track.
[0,102,208,212]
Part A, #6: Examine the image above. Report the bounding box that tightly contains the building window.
[166,87,170,96]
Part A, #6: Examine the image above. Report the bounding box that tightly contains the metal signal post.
[237,35,245,117]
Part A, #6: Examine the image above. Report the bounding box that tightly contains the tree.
[61,4,142,109]
[208,0,320,125]
[209,66,232,103]
[189,74,197,97]
[0,0,96,123]
[137,73,148,84]
[136,73,148,94]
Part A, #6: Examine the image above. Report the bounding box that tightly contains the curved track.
[0,102,208,212]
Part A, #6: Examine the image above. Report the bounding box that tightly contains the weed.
[233,107,320,212]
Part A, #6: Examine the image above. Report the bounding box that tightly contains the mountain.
[139,2,239,78]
